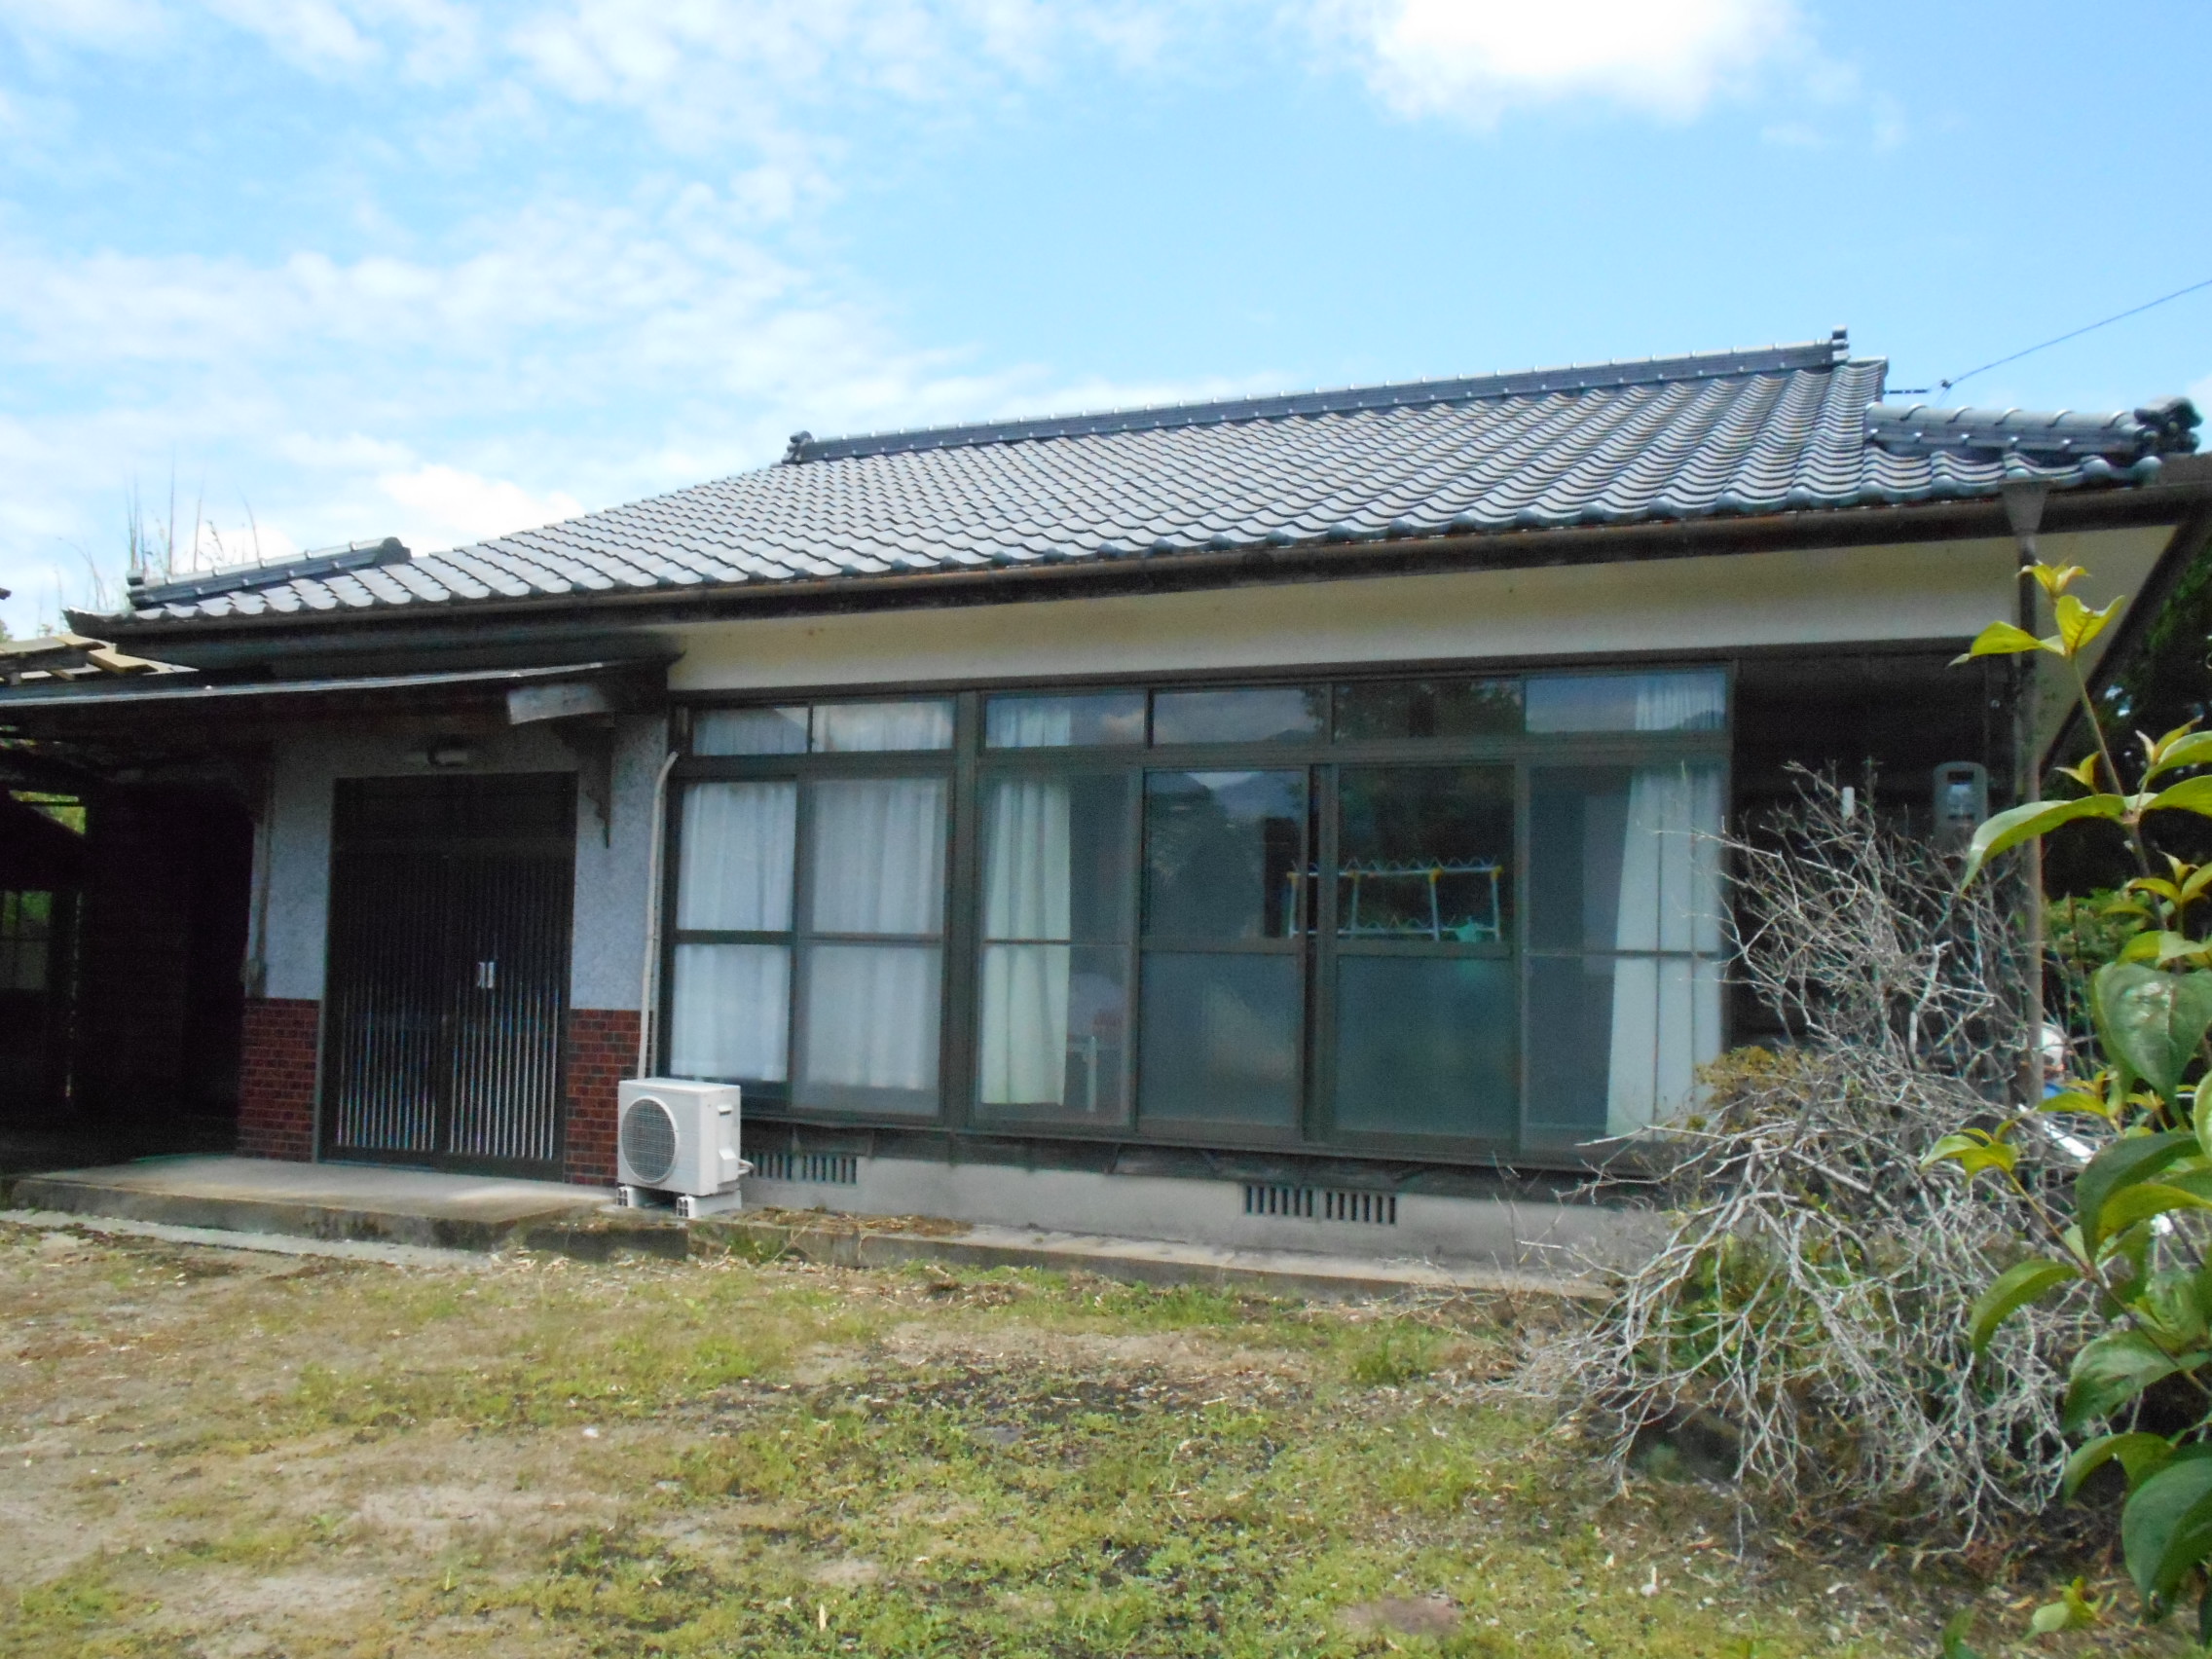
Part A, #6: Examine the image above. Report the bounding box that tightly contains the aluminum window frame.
[663,668,1732,1166]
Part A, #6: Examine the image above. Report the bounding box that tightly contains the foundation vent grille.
[1242,1184,1397,1226]
[752,1150,860,1186]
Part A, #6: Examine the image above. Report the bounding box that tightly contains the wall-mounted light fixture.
[403,739,474,768]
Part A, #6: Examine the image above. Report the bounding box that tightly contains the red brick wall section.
[238,998,320,1161]
[565,1009,640,1188]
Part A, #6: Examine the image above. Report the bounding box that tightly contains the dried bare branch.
[1524,768,2095,1544]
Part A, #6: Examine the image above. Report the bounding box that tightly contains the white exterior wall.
[658,528,2173,693]
[251,714,666,1010]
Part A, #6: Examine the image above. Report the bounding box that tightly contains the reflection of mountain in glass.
[1334,679,1523,741]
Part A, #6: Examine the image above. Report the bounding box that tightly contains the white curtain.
[1528,669,1727,733]
[807,779,945,934]
[979,755,1074,1105]
[814,700,954,753]
[1605,761,1723,1134]
[693,707,808,756]
[676,782,796,931]
[802,944,942,1093]
[670,943,790,1081]
[1632,672,1727,735]
[668,783,797,1082]
[799,777,947,1099]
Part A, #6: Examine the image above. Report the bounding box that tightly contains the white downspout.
[636,743,682,1079]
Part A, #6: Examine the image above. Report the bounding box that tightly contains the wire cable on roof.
[1924,276,2212,395]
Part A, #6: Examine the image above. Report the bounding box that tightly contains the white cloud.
[1869,91,1906,151]
[0,175,1245,626]
[0,0,1840,633]
[200,0,375,66]
[0,0,168,49]
[1312,0,1801,125]
[377,462,583,550]
[189,516,302,569]
[502,0,1195,149]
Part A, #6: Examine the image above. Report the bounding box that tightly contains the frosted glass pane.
[1137,952,1298,1126]
[1333,957,1515,1138]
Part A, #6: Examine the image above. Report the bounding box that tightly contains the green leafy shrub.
[1935,560,2212,1640]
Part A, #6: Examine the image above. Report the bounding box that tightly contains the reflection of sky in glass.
[1153,687,1325,745]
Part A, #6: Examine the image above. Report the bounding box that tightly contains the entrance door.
[322,774,575,1176]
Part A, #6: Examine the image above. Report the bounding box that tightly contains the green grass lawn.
[0,1222,2179,1657]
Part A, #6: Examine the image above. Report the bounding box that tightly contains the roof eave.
[76,474,2209,649]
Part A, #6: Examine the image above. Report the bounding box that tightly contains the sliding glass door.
[1322,764,1518,1144]
[1135,768,1308,1135]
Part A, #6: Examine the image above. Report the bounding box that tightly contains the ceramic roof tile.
[93,336,2199,629]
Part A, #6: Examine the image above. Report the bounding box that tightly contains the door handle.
[475,960,497,989]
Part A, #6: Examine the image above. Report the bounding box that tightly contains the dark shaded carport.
[0,657,663,1180]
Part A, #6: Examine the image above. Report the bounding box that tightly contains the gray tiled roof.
[93,334,2199,629]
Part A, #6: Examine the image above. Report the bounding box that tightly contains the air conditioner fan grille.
[621,1097,679,1186]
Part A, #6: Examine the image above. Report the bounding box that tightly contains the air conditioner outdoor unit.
[615,1079,750,1218]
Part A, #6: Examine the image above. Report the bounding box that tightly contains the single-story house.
[3,331,2204,1261]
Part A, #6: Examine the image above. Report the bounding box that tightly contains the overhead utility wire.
[1892,276,2212,398]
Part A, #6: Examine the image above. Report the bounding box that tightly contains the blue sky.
[1,0,2208,633]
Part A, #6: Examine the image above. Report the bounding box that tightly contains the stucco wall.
[658,526,2173,692]
[251,715,666,1008]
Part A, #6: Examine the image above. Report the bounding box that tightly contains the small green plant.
[1345,1320,1441,1386]
[1934,560,2212,1642]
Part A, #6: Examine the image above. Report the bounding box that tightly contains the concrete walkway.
[0,1155,1611,1298]
[3,1155,673,1258]
[0,1207,499,1270]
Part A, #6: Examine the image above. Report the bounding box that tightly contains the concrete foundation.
[0,1154,1634,1296]
[742,1154,1667,1276]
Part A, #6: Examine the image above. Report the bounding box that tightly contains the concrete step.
[3,1156,684,1261]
